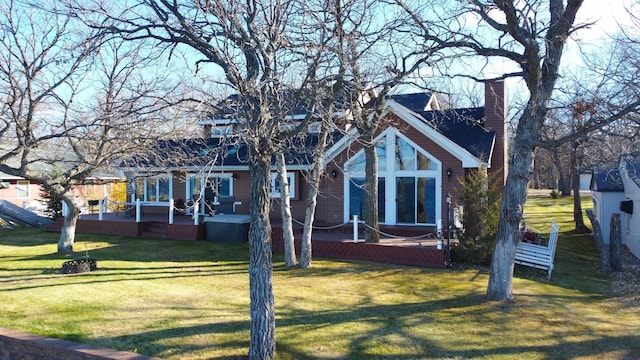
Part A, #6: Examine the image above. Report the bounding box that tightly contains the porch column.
[194,200,199,225]
[136,198,141,223]
[169,198,174,225]
[353,215,359,243]
[98,199,104,221]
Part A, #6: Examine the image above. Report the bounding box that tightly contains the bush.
[451,167,502,266]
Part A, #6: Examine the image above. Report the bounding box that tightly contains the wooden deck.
[46,213,446,268]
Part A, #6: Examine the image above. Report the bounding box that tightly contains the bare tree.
[0,1,186,253]
[326,0,434,243]
[76,1,334,358]
[400,0,640,300]
[397,0,585,300]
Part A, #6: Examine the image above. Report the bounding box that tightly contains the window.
[16,180,29,198]
[395,177,436,224]
[344,141,386,173]
[134,176,171,202]
[395,136,436,170]
[349,177,385,221]
[344,129,440,225]
[187,174,233,202]
[270,172,296,198]
[211,125,234,137]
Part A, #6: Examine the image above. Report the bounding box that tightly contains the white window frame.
[343,128,442,225]
[186,173,234,201]
[16,180,29,198]
[134,175,172,203]
[210,125,234,138]
[270,172,296,198]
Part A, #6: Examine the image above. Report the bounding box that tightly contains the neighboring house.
[0,171,125,216]
[121,81,508,230]
[591,155,640,259]
[0,172,47,212]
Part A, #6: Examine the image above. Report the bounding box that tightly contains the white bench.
[514,221,560,279]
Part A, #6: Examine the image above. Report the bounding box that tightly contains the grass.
[0,193,639,359]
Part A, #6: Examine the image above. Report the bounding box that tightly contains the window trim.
[134,175,172,203]
[16,180,30,198]
[270,172,297,199]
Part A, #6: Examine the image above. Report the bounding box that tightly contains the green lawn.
[0,193,638,359]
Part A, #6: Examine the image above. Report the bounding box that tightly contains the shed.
[590,168,624,245]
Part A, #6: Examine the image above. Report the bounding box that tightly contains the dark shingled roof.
[129,91,497,170]
[591,168,624,192]
[416,107,495,161]
[210,93,314,120]
[121,134,341,169]
[389,93,433,113]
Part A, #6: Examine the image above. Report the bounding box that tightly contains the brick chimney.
[484,81,508,187]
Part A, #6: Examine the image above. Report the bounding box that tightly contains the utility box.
[204,214,250,242]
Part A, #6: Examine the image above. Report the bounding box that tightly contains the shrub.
[451,167,502,266]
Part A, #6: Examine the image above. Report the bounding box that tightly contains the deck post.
[353,215,359,243]
[194,200,199,225]
[169,198,174,224]
[136,198,141,223]
[98,199,104,221]
[436,219,442,250]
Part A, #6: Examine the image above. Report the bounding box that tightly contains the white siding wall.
[620,162,640,259]
[592,191,625,245]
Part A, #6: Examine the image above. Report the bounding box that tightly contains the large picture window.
[345,130,440,225]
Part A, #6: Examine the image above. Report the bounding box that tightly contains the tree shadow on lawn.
[17,236,250,264]
[0,263,250,292]
[90,294,640,360]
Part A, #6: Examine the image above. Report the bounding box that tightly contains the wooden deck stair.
[139,222,168,239]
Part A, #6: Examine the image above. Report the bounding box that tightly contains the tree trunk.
[247,150,276,360]
[299,179,319,269]
[551,150,570,195]
[58,195,81,254]
[299,122,330,269]
[276,152,297,268]
[586,209,610,273]
[610,213,622,272]
[363,144,380,243]
[571,141,589,233]
[486,138,533,301]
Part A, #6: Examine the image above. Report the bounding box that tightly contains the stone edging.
[0,327,164,360]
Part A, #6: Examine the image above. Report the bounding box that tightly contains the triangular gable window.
[344,129,441,226]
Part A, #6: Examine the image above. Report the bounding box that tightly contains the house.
[119,81,508,231]
[591,155,640,259]
[0,170,125,217]
[0,171,47,212]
